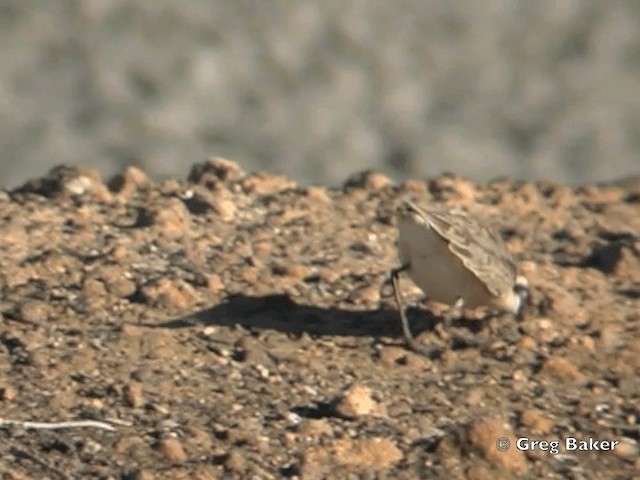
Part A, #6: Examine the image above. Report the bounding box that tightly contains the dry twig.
[0,417,116,432]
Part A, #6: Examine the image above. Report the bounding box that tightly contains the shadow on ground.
[135,293,515,355]
[140,293,446,341]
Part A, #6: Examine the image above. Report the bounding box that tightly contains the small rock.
[123,383,145,408]
[241,172,296,195]
[402,179,428,194]
[224,449,246,473]
[124,470,154,480]
[305,186,332,203]
[343,170,392,190]
[185,425,213,449]
[26,349,48,368]
[599,324,624,352]
[347,283,381,305]
[332,437,403,468]
[520,409,554,435]
[282,431,298,447]
[114,436,145,455]
[226,426,255,446]
[365,172,393,190]
[332,383,387,419]
[0,384,17,402]
[100,266,137,298]
[283,263,311,281]
[120,324,145,337]
[204,273,225,294]
[300,448,332,480]
[429,174,477,202]
[16,165,112,201]
[377,346,431,371]
[522,317,563,345]
[517,335,537,351]
[19,300,50,324]
[82,277,107,297]
[515,183,542,206]
[301,438,403,476]
[546,184,575,209]
[466,415,527,472]
[213,198,236,221]
[158,436,187,463]
[183,185,237,220]
[465,387,485,408]
[146,199,192,239]
[141,278,198,310]
[252,241,273,258]
[612,437,638,459]
[188,157,246,184]
[240,266,260,284]
[580,335,596,351]
[542,286,589,327]
[541,356,586,382]
[299,419,333,439]
[377,346,409,367]
[109,166,152,199]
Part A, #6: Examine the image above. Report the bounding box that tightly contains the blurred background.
[1,0,639,189]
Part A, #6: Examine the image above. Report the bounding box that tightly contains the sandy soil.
[0,158,638,479]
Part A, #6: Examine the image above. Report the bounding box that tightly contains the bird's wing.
[423,208,518,297]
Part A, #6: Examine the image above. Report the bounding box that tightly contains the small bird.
[391,198,528,357]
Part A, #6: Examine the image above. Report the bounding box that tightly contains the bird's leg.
[446,297,465,323]
[391,264,441,358]
[441,296,484,348]
[435,296,465,339]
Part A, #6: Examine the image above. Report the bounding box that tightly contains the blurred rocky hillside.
[1,1,639,188]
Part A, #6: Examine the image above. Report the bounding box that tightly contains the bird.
[391,197,528,357]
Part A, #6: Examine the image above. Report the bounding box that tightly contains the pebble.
[158,436,187,463]
[123,383,145,408]
[466,415,527,472]
[332,383,387,418]
[541,356,586,382]
[520,408,554,435]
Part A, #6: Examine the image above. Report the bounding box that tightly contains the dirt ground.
[0,158,638,479]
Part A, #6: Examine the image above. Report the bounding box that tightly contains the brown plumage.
[392,198,528,357]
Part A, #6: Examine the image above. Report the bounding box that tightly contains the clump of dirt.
[0,158,638,479]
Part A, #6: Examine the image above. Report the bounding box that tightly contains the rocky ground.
[0,158,638,479]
